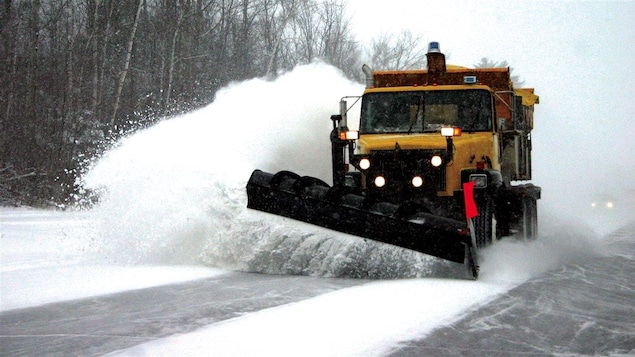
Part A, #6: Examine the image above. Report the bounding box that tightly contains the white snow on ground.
[0,208,225,311]
[104,211,608,357]
[1,205,607,356]
[1,263,224,312]
[109,279,507,357]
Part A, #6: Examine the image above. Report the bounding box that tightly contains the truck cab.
[353,85,499,204]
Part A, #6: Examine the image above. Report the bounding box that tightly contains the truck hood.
[358,132,498,170]
[359,133,446,152]
[359,133,471,152]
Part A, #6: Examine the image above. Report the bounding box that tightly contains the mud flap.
[247,170,471,265]
[465,219,480,279]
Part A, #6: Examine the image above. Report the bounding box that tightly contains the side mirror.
[513,95,525,130]
[339,99,348,128]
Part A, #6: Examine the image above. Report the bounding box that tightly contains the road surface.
[1,273,364,356]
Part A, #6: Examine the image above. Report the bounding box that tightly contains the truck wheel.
[474,198,497,248]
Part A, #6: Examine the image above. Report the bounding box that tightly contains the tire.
[474,198,497,248]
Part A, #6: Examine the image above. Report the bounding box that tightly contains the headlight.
[411,176,423,187]
[374,176,386,188]
[359,158,371,170]
[469,174,487,188]
[431,155,443,167]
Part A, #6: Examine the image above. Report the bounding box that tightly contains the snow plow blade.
[246,170,473,266]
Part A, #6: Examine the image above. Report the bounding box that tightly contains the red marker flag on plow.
[463,181,479,219]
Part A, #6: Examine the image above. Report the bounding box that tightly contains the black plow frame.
[247,170,479,278]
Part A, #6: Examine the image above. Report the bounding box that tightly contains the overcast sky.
[345,0,635,229]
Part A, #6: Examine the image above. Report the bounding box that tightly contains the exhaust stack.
[362,64,374,88]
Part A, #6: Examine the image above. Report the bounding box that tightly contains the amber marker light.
[340,130,359,140]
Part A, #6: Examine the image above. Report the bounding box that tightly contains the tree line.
[1,0,363,206]
[0,0,435,207]
[3,0,516,207]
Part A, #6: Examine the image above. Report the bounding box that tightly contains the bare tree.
[1,0,17,155]
[367,29,427,70]
[162,0,183,111]
[287,0,359,74]
[110,0,143,127]
[87,0,115,120]
[259,0,299,77]
[316,0,360,77]
[1,0,369,205]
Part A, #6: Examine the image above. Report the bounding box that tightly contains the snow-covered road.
[391,224,635,356]
[2,208,633,356]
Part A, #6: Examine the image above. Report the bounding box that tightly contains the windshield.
[360,89,493,134]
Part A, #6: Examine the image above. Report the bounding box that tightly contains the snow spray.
[80,63,443,277]
[80,63,603,280]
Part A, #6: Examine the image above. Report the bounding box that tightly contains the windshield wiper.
[407,121,416,134]
[407,101,423,134]
[463,106,482,133]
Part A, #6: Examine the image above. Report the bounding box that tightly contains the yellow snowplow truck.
[247,42,540,279]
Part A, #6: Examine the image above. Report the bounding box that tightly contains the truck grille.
[367,149,446,197]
